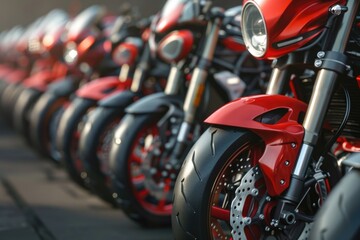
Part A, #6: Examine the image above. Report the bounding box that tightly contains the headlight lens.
[241,3,267,57]
[64,42,78,65]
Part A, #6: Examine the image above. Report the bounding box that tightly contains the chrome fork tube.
[183,17,221,123]
[164,64,183,95]
[177,16,222,145]
[266,67,287,95]
[292,0,358,179]
[119,64,130,82]
[130,44,150,92]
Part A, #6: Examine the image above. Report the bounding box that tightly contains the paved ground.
[0,119,172,240]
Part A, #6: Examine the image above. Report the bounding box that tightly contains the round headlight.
[64,42,78,65]
[241,3,267,58]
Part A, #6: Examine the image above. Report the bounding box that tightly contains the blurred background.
[0,0,238,31]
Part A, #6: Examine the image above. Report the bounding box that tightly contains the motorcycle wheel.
[13,88,42,143]
[310,169,360,240]
[56,97,97,188]
[172,126,339,240]
[29,92,68,161]
[110,112,181,227]
[79,106,123,205]
[1,84,24,124]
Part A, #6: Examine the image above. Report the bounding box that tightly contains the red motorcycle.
[0,12,60,122]
[55,14,153,189]
[27,6,119,161]
[108,0,269,227]
[172,0,360,239]
[77,15,169,204]
[13,10,69,142]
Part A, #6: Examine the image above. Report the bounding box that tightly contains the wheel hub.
[141,137,176,200]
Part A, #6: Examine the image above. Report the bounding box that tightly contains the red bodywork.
[75,76,132,101]
[156,4,184,33]
[243,0,346,59]
[3,69,28,84]
[112,42,139,66]
[221,37,247,52]
[22,62,68,91]
[205,95,307,196]
[158,30,194,63]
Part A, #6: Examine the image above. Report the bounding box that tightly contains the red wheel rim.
[208,140,264,239]
[128,120,173,216]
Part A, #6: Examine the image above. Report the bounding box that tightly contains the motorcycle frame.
[206,0,359,226]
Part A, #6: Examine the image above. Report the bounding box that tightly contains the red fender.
[22,70,55,91]
[3,69,28,84]
[75,76,132,101]
[205,94,307,196]
[0,65,13,78]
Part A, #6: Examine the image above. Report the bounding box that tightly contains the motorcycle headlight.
[241,2,267,58]
[64,42,78,65]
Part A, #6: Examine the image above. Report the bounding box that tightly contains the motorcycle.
[172,0,359,239]
[55,14,156,189]
[0,14,53,123]
[109,0,269,226]
[78,16,169,204]
[12,10,69,143]
[28,5,119,161]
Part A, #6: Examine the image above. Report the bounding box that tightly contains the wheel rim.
[208,138,330,240]
[209,141,264,240]
[49,107,66,162]
[128,117,178,216]
[69,107,95,178]
[96,118,120,186]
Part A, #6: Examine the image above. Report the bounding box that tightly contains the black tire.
[172,127,258,239]
[110,112,174,227]
[13,88,42,143]
[172,126,339,240]
[310,169,360,240]
[1,83,24,125]
[29,92,68,160]
[79,106,124,205]
[56,97,97,188]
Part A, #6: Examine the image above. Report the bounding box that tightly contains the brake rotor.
[230,166,264,239]
[230,166,312,240]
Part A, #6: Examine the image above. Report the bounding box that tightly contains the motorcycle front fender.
[206,94,308,196]
[75,76,131,101]
[97,90,139,108]
[22,70,54,92]
[125,92,183,114]
[47,76,79,97]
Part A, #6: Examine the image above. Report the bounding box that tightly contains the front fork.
[275,1,358,225]
[173,12,223,158]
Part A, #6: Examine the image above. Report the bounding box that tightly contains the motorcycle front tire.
[56,97,97,188]
[29,92,68,161]
[79,106,124,205]
[110,112,171,227]
[13,88,42,144]
[310,169,360,240]
[171,126,257,239]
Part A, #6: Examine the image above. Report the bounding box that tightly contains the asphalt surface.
[0,119,173,240]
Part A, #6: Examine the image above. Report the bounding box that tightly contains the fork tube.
[176,14,222,153]
[183,17,221,123]
[293,1,358,178]
[164,64,184,95]
[130,44,150,92]
[266,68,288,95]
[266,53,306,95]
